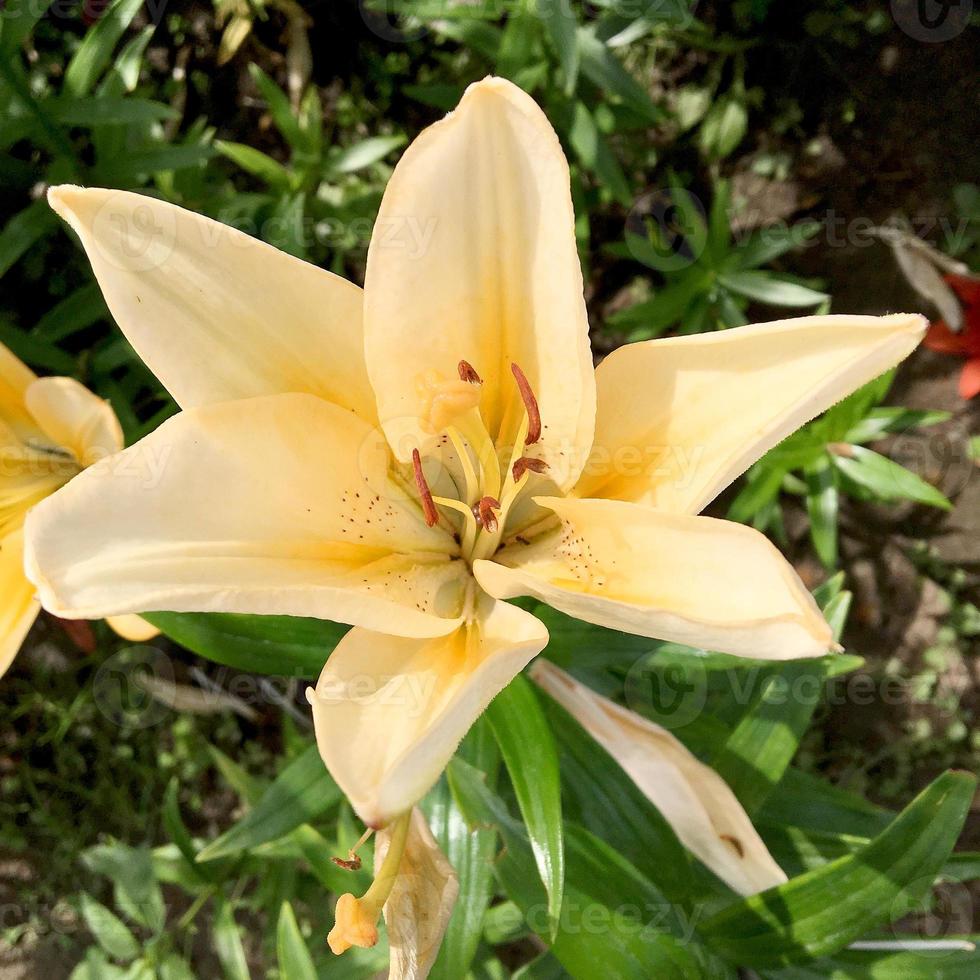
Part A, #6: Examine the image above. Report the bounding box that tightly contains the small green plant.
[729,371,952,569]
[609,180,827,338]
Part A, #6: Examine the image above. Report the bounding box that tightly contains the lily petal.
[529,660,787,896]
[0,529,40,678]
[575,314,927,513]
[475,496,832,660]
[25,393,464,637]
[307,595,548,827]
[25,377,124,466]
[363,76,595,489]
[47,187,376,421]
[0,342,40,442]
[106,615,161,643]
[375,808,459,980]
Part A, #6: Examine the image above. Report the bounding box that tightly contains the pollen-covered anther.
[474,496,501,533]
[513,456,548,482]
[458,359,483,384]
[510,363,541,445]
[412,448,440,527]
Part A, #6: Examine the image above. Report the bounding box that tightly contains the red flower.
[923,273,980,399]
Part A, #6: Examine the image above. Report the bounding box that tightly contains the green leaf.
[567,101,631,205]
[82,843,166,935]
[33,283,108,341]
[845,407,950,444]
[699,95,748,160]
[248,64,307,152]
[0,0,51,56]
[805,454,839,569]
[763,942,980,979]
[145,612,346,678]
[0,199,58,280]
[64,0,146,97]
[832,445,952,509]
[758,768,892,840]
[711,657,848,815]
[673,85,712,131]
[112,25,156,92]
[0,321,74,373]
[79,893,140,962]
[207,745,265,805]
[101,144,215,181]
[607,272,711,338]
[213,901,251,980]
[427,720,500,980]
[332,134,407,174]
[48,97,177,126]
[216,140,292,190]
[162,779,209,885]
[718,270,828,307]
[487,675,564,940]
[199,744,340,860]
[576,27,660,122]
[537,0,579,93]
[701,771,977,967]
[728,464,787,524]
[448,760,718,980]
[733,220,821,269]
[276,901,317,980]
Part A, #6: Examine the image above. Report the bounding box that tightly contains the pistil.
[328,811,412,955]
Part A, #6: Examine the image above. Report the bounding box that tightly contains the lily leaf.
[198,744,340,861]
[146,612,346,678]
[487,674,564,941]
[700,771,976,967]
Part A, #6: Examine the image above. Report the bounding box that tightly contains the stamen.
[475,496,501,533]
[458,359,482,384]
[510,363,541,446]
[412,449,439,527]
[328,812,411,957]
[332,827,375,871]
[513,456,549,482]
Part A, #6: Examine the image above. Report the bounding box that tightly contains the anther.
[510,363,541,446]
[458,360,482,384]
[412,449,439,527]
[474,496,501,533]
[330,827,374,872]
[513,456,549,482]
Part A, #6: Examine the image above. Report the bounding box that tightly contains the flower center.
[411,359,547,564]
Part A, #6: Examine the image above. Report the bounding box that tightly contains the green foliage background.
[1,1,977,977]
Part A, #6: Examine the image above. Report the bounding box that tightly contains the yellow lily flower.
[27,77,924,841]
[0,341,139,676]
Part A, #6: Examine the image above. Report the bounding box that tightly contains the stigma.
[416,368,482,434]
